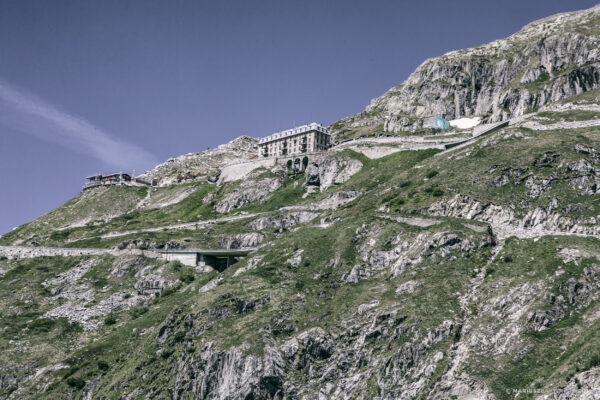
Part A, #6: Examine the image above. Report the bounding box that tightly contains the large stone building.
[258,123,331,158]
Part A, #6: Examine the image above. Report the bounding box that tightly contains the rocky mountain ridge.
[331,4,600,140]
[139,136,258,187]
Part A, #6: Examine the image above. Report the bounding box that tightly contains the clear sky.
[0,0,598,235]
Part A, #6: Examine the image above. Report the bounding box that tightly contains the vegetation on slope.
[3,100,600,398]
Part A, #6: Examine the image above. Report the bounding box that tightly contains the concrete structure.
[158,248,256,271]
[277,151,319,172]
[136,278,166,296]
[216,123,331,180]
[439,120,510,152]
[83,172,151,191]
[258,123,331,160]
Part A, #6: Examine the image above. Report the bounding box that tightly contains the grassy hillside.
[3,101,600,399]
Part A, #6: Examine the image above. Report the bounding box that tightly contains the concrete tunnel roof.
[157,248,257,257]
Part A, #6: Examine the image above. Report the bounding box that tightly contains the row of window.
[260,125,330,143]
[260,132,330,145]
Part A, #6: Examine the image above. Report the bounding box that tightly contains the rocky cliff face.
[139,136,258,186]
[332,5,600,139]
[305,153,364,192]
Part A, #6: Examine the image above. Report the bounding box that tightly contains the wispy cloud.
[0,78,158,171]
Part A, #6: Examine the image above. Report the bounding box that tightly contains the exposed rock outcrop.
[537,368,600,399]
[332,5,600,138]
[221,233,265,249]
[428,194,600,239]
[305,154,363,191]
[170,343,286,400]
[140,136,258,187]
[248,212,320,230]
[215,176,283,213]
[314,191,362,210]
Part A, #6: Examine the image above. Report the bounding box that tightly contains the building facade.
[83,172,151,191]
[258,123,331,158]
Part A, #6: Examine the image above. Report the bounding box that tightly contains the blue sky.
[0,0,598,234]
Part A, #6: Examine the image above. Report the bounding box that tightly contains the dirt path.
[0,245,160,259]
[99,212,267,239]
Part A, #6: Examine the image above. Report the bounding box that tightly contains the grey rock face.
[286,327,335,367]
[342,229,486,284]
[525,176,555,198]
[565,158,600,194]
[111,256,147,278]
[248,211,320,230]
[428,194,600,238]
[342,249,397,283]
[155,295,284,400]
[312,190,362,210]
[395,280,423,296]
[170,343,286,400]
[568,158,596,174]
[332,5,600,138]
[140,136,258,187]
[575,143,599,157]
[537,367,600,399]
[215,177,282,213]
[569,175,600,194]
[161,307,460,399]
[305,154,363,191]
[43,288,148,330]
[490,167,529,187]
[39,258,168,330]
[285,249,304,267]
[222,233,265,249]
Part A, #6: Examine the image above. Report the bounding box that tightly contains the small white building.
[258,123,331,158]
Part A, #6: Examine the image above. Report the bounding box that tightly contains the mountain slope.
[139,136,258,187]
[331,4,600,140]
[3,6,600,400]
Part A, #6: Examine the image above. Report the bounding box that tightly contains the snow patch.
[449,117,481,129]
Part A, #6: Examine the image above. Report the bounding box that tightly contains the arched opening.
[302,157,309,171]
[294,158,301,170]
[286,160,293,170]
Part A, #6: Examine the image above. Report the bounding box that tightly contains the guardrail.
[441,120,510,151]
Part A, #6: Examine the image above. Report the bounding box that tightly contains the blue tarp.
[434,116,450,130]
